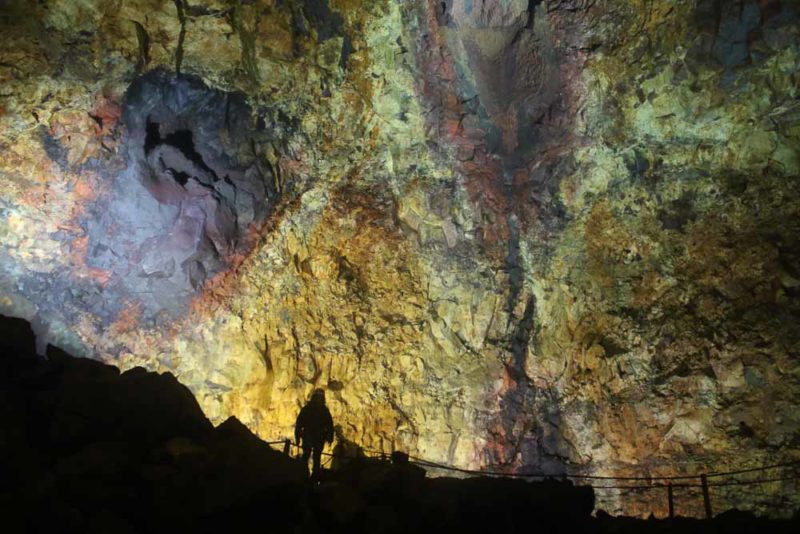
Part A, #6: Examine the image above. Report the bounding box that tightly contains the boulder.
[206,416,307,489]
[47,346,212,449]
[0,314,37,359]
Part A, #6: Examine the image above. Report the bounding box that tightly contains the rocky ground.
[0,0,798,518]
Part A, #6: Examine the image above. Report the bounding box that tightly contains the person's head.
[334,424,344,439]
[311,388,325,405]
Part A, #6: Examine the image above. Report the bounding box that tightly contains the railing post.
[700,474,712,519]
[667,483,674,519]
[283,438,291,456]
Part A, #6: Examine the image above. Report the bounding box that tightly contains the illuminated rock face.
[0,0,798,518]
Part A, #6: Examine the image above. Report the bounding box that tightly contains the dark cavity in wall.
[71,69,282,326]
[143,120,219,184]
[526,0,542,29]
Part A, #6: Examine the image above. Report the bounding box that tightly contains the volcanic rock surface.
[0,0,799,518]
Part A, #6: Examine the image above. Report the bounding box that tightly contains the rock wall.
[0,0,798,517]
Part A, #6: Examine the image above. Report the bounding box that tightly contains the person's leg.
[302,441,312,473]
[312,444,322,476]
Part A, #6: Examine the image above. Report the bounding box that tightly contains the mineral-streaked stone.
[0,0,798,518]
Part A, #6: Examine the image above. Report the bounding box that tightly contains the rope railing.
[265,436,800,518]
[405,456,800,482]
[706,474,800,488]
[268,437,800,483]
[586,475,800,491]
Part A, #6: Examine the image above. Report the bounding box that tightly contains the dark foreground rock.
[1,315,797,533]
[0,314,306,533]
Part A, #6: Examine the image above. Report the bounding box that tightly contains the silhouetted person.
[330,424,364,471]
[295,389,333,477]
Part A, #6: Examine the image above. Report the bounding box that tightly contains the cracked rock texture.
[1,0,798,518]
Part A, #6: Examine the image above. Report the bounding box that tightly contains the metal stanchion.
[701,474,712,519]
[667,483,674,519]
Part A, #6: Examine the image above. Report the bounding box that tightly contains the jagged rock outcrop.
[1,314,602,533]
[0,314,308,531]
[0,0,798,518]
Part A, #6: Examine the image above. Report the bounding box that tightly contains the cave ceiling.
[0,0,798,517]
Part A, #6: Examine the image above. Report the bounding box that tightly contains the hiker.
[294,388,334,477]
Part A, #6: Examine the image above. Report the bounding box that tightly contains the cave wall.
[0,0,798,517]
